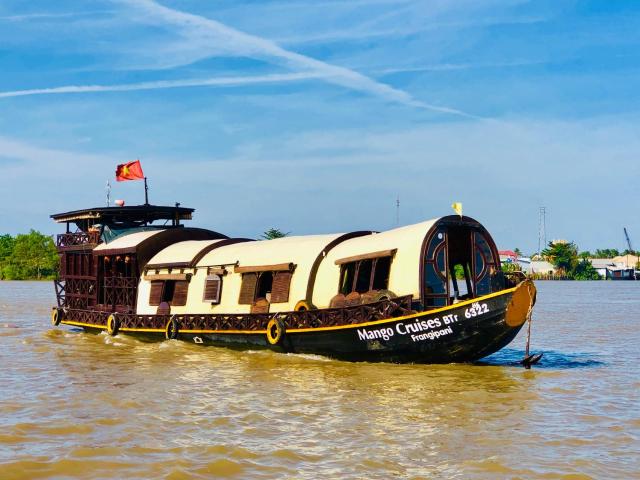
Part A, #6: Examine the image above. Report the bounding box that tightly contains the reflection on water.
[1,281,639,479]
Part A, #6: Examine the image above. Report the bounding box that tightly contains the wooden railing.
[56,231,100,249]
[103,276,138,310]
[63,295,415,332]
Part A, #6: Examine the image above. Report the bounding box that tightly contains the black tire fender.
[294,300,314,311]
[165,316,180,340]
[106,314,120,336]
[51,308,62,327]
[266,317,286,345]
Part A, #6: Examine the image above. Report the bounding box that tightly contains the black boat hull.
[58,281,536,364]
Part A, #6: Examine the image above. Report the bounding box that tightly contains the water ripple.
[0,281,639,479]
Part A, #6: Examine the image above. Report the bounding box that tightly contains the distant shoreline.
[0,279,53,282]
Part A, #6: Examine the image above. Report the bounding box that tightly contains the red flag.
[115,160,145,182]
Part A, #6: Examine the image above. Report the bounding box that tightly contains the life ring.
[266,317,286,345]
[294,300,312,312]
[51,307,62,326]
[165,316,180,340]
[106,314,120,336]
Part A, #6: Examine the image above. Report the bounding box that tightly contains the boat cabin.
[51,205,225,313]
[53,206,504,316]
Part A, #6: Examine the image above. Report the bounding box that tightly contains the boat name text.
[357,313,463,343]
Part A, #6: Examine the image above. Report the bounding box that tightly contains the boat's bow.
[505,279,537,328]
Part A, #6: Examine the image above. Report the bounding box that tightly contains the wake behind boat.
[50,203,536,363]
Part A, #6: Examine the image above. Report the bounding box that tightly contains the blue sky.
[0,0,639,253]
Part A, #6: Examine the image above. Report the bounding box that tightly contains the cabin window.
[423,230,448,308]
[372,256,391,290]
[339,262,356,295]
[239,270,293,304]
[355,259,373,293]
[203,274,222,304]
[473,232,500,296]
[446,227,473,301]
[450,263,471,299]
[149,279,189,306]
[339,256,392,294]
[256,272,274,301]
[423,225,502,309]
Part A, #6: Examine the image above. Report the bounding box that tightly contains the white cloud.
[116,0,474,117]
[1,115,639,248]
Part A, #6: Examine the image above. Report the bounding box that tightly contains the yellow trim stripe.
[60,287,515,336]
[288,286,516,333]
[120,328,164,333]
[60,322,264,335]
[180,329,267,335]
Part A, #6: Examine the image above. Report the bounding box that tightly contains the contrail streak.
[0,72,325,98]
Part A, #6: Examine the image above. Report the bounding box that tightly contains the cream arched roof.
[94,229,164,251]
[195,234,345,269]
[146,239,226,267]
[134,219,456,314]
[195,234,347,312]
[137,233,360,314]
[312,218,440,306]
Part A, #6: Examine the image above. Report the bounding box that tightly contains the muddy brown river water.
[1,281,638,479]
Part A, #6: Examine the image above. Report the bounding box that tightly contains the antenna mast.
[105,180,111,207]
[396,195,400,226]
[537,206,547,258]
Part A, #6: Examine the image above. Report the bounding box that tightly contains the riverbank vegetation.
[0,231,59,280]
[535,241,632,280]
[541,241,600,279]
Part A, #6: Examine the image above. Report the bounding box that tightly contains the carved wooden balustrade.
[103,276,138,310]
[60,278,97,309]
[56,231,100,250]
[64,295,415,332]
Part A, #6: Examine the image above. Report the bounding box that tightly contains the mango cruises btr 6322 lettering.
[50,203,536,363]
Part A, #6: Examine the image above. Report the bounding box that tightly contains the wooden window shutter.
[270,271,292,303]
[149,281,164,306]
[238,273,258,304]
[203,274,222,303]
[172,281,189,306]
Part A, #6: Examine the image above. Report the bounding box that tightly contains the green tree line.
[0,231,59,280]
[541,241,602,280]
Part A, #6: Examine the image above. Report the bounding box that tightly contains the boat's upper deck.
[51,204,195,231]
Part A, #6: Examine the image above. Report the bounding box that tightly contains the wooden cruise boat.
[50,204,536,363]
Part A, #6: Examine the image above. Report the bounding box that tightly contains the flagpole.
[144,177,149,205]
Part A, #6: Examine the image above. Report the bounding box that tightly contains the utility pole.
[538,207,547,258]
[105,180,111,207]
[396,195,400,227]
